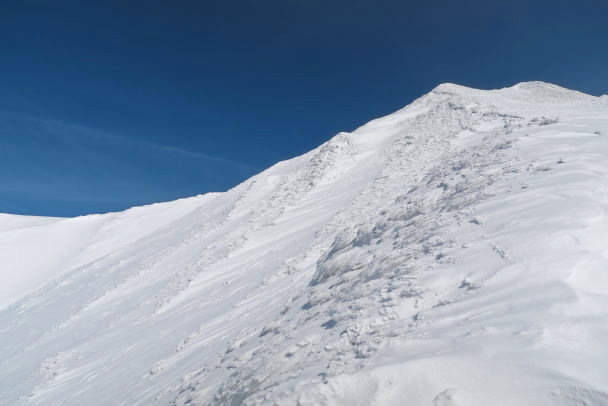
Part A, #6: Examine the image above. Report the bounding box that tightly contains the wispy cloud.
[0,112,260,171]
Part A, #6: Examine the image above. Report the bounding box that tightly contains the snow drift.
[1,82,608,405]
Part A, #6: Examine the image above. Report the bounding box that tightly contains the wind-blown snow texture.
[2,82,608,405]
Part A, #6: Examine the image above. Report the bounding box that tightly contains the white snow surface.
[1,81,608,405]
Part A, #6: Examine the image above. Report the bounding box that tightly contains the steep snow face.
[1,82,608,406]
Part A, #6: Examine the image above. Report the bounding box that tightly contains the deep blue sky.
[1,0,607,216]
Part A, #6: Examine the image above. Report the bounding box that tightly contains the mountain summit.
[1,82,608,405]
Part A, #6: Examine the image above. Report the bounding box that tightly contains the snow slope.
[1,82,608,405]
[0,195,214,309]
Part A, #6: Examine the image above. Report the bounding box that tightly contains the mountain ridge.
[1,82,608,405]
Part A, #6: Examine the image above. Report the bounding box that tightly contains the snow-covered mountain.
[2,82,608,406]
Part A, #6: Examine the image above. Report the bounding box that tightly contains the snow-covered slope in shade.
[1,81,608,406]
[0,195,214,309]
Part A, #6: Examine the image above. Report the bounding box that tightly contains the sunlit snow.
[1,82,608,405]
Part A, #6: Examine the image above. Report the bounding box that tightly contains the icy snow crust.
[1,82,608,405]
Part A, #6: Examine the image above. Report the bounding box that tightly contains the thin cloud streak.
[0,112,260,171]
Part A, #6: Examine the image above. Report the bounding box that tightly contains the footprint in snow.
[459,279,482,291]
[434,388,461,406]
